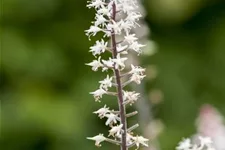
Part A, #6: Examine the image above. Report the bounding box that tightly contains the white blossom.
[85,26,102,39]
[87,0,106,9]
[119,0,137,13]
[108,124,123,137]
[123,91,140,105]
[103,30,112,37]
[105,113,120,126]
[107,20,122,35]
[130,73,146,84]
[99,75,113,90]
[93,105,110,119]
[117,133,134,146]
[125,12,142,26]
[199,136,213,146]
[87,134,106,147]
[97,6,111,16]
[94,14,108,27]
[129,65,146,84]
[132,136,149,149]
[89,40,108,56]
[102,58,114,71]
[112,54,127,70]
[86,57,103,71]
[126,133,134,145]
[130,65,145,75]
[176,138,191,150]
[176,136,215,150]
[129,41,145,54]
[119,20,133,34]
[124,34,138,44]
[90,88,107,102]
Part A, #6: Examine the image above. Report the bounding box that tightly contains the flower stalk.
[111,2,127,150]
[85,0,149,149]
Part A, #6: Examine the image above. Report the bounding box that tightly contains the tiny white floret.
[132,135,149,149]
[93,105,110,118]
[86,57,103,71]
[105,113,120,126]
[108,124,123,137]
[112,54,127,70]
[176,138,191,150]
[90,88,107,102]
[87,134,106,147]
[130,73,146,84]
[99,75,113,90]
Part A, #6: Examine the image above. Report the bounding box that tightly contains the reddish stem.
[111,2,127,150]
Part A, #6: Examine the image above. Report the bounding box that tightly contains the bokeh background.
[1,0,225,150]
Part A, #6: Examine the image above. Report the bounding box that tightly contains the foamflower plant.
[85,0,148,149]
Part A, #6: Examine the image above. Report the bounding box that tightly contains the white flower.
[87,0,106,9]
[129,64,146,84]
[103,30,112,37]
[87,134,106,147]
[94,14,108,27]
[126,133,134,145]
[99,75,113,90]
[89,40,108,56]
[119,20,133,34]
[117,133,134,146]
[97,6,110,16]
[105,113,120,126]
[102,58,114,71]
[130,73,146,84]
[130,65,145,75]
[124,34,138,44]
[107,20,122,35]
[199,136,213,148]
[129,41,145,54]
[108,124,123,137]
[86,57,103,71]
[123,91,140,105]
[132,136,149,149]
[176,136,215,150]
[176,138,191,150]
[119,0,137,13]
[85,26,102,39]
[126,12,142,26]
[93,105,110,119]
[112,54,127,70]
[90,88,107,102]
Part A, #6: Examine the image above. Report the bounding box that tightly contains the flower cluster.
[88,104,148,149]
[85,0,148,149]
[176,136,215,150]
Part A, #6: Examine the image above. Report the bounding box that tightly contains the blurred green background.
[1,0,225,150]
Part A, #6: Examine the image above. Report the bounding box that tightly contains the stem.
[127,124,139,132]
[126,111,138,118]
[111,2,127,150]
